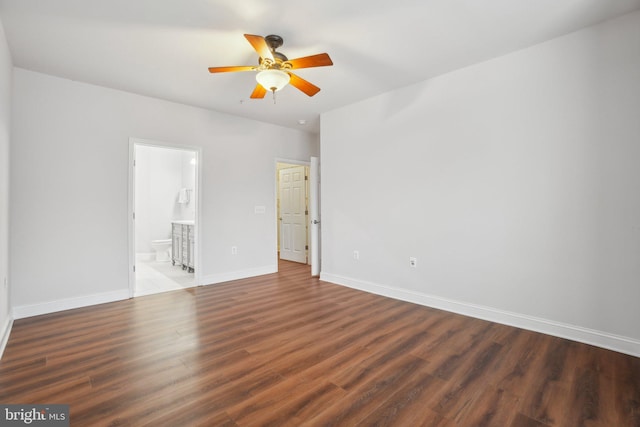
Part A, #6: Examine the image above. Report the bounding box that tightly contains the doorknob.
[312,220,320,225]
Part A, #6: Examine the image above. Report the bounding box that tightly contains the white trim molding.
[0,315,13,359]
[320,272,640,358]
[13,290,130,320]
[200,265,277,287]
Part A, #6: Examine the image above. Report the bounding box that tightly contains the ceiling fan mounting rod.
[261,34,289,67]
[264,34,284,52]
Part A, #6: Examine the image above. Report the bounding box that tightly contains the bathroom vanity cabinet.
[172,221,195,273]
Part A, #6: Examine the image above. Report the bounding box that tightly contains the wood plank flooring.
[1,261,639,426]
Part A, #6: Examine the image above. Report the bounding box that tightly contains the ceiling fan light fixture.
[256,69,290,93]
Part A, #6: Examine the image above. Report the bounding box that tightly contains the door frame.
[278,164,308,264]
[275,158,311,268]
[309,156,320,277]
[128,137,203,298]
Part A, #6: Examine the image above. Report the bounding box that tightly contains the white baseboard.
[0,315,13,360]
[320,272,640,358]
[13,290,130,320]
[11,264,278,320]
[200,264,277,286]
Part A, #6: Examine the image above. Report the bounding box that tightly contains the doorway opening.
[276,162,310,264]
[129,140,200,297]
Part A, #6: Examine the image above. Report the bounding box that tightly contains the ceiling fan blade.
[286,53,333,69]
[208,66,255,73]
[250,84,267,99]
[244,34,274,62]
[288,72,321,97]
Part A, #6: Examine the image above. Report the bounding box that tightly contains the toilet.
[151,239,172,262]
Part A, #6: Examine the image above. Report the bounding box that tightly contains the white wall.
[0,17,12,356]
[320,11,640,356]
[10,68,317,317]
[179,150,197,221]
[134,145,194,254]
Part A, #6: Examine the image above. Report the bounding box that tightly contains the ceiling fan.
[208,34,333,100]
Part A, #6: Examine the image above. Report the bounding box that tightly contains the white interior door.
[279,166,307,263]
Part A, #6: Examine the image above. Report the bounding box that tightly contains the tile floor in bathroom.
[134,257,195,297]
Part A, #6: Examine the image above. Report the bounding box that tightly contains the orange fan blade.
[286,53,333,69]
[250,84,267,99]
[288,72,321,97]
[208,66,255,73]
[244,34,274,62]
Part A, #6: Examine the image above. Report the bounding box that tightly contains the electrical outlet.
[231,246,238,255]
[409,257,417,268]
[353,250,359,260]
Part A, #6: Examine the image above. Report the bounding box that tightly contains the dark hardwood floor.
[1,261,639,426]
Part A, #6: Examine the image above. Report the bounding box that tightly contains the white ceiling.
[1,0,639,134]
